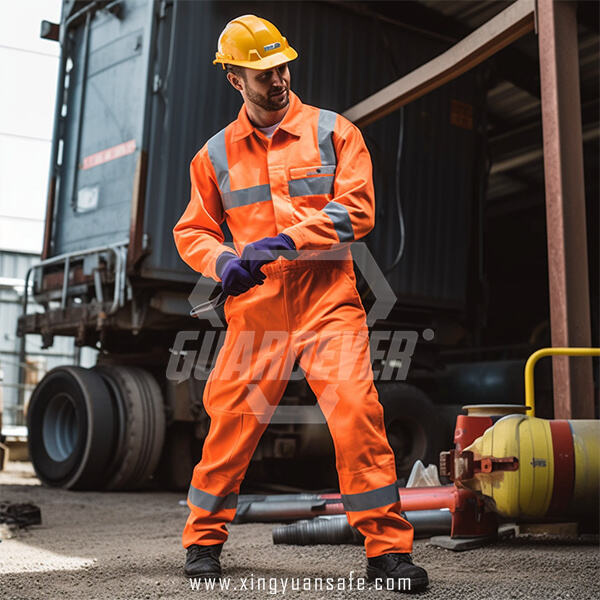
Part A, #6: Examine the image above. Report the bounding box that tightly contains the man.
[172,14,429,593]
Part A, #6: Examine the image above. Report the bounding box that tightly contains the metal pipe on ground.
[272,510,452,546]
[235,485,496,538]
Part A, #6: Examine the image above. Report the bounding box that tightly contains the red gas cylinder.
[454,404,531,451]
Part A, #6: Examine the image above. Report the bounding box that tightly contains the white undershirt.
[257,120,282,138]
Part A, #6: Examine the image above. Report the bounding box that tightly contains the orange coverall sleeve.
[172,147,233,282]
[282,118,375,250]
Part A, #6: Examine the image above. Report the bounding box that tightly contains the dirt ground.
[0,461,598,600]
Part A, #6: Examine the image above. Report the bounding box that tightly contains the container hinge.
[158,0,173,20]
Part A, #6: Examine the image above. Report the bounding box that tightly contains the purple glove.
[216,251,262,297]
[240,233,298,282]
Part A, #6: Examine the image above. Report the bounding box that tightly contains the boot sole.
[367,566,429,593]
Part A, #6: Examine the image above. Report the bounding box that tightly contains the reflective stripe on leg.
[188,484,238,512]
[341,482,400,511]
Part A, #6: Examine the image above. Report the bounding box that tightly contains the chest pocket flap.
[288,164,336,197]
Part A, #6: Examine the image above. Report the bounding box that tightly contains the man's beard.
[246,85,289,112]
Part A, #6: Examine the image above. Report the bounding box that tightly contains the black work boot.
[367,552,429,593]
[184,543,223,579]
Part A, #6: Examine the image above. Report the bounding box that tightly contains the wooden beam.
[343,0,536,127]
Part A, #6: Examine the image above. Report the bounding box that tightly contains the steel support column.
[538,0,594,418]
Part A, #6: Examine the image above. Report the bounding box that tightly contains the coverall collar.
[231,91,304,142]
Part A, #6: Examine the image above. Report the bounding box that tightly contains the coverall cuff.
[277,232,296,250]
[279,227,306,251]
[215,250,238,279]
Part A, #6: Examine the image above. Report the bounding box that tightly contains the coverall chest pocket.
[287,164,335,202]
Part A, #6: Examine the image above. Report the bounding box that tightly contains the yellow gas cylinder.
[463,414,600,519]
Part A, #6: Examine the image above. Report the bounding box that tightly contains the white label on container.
[76,186,99,212]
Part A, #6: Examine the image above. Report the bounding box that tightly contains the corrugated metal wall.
[142,0,480,309]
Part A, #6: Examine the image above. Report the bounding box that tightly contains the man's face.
[232,64,291,112]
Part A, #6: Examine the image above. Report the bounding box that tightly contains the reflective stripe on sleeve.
[188,484,238,512]
[206,128,230,194]
[323,202,354,242]
[317,109,337,166]
[341,482,399,512]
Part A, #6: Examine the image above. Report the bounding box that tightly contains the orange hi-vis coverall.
[173,91,413,558]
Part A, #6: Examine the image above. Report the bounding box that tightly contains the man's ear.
[226,72,244,92]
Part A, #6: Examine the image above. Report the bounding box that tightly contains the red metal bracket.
[440,450,519,482]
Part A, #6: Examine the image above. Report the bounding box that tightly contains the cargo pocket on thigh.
[337,266,364,307]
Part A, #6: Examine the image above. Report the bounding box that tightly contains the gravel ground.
[0,461,598,600]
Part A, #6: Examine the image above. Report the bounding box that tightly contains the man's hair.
[226,64,246,80]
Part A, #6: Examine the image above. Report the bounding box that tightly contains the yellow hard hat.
[213,14,298,71]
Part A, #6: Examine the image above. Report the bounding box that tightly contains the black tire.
[376,382,448,479]
[92,365,166,490]
[27,365,116,490]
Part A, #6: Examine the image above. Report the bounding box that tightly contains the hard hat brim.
[214,46,298,71]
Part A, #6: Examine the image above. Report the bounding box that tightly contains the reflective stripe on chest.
[206,109,338,210]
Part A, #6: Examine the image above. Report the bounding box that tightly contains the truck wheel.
[92,365,166,490]
[27,366,115,490]
[377,383,447,479]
